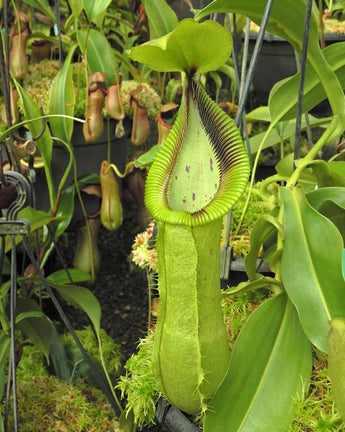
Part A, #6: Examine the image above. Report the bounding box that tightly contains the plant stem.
[96,333,123,413]
[287,116,341,186]
[50,137,74,217]
[107,117,111,164]
[106,161,135,178]
[232,123,275,238]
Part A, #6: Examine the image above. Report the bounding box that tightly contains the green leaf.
[83,0,112,23]
[196,0,345,116]
[195,0,320,54]
[50,282,101,332]
[307,186,345,210]
[328,160,345,179]
[1,256,11,275]
[208,71,222,102]
[165,78,182,102]
[53,181,75,240]
[328,318,345,421]
[76,172,100,187]
[18,206,53,231]
[314,200,345,242]
[16,311,45,324]
[0,333,10,368]
[14,82,53,166]
[269,42,345,122]
[249,116,331,155]
[142,0,178,39]
[14,81,55,206]
[204,293,312,432]
[0,333,10,408]
[307,186,345,242]
[64,345,107,387]
[246,106,271,123]
[0,280,11,300]
[275,153,316,185]
[217,64,236,87]
[16,297,53,360]
[223,275,282,297]
[127,19,232,74]
[22,0,57,23]
[69,0,84,17]
[280,186,345,352]
[77,29,119,85]
[49,324,71,381]
[245,214,283,280]
[49,45,77,144]
[134,144,161,168]
[119,409,136,432]
[308,160,345,187]
[46,268,91,284]
[52,172,101,240]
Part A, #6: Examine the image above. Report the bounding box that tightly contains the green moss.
[288,349,345,432]
[222,291,270,349]
[117,293,264,429]
[324,18,345,34]
[223,294,345,431]
[3,326,122,431]
[61,326,121,378]
[20,59,61,116]
[16,344,49,380]
[119,292,345,430]
[229,182,273,257]
[120,81,161,119]
[5,375,121,432]
[7,60,161,124]
[117,331,160,429]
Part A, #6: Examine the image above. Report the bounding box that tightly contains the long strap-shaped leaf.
[77,29,119,86]
[307,186,345,242]
[83,0,112,23]
[245,214,283,280]
[280,186,345,352]
[204,293,312,432]
[196,0,319,53]
[22,0,57,23]
[49,44,77,145]
[196,0,345,116]
[14,81,55,207]
[142,0,178,39]
[269,42,345,122]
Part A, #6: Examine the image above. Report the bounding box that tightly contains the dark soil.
[57,212,150,364]
[52,208,169,432]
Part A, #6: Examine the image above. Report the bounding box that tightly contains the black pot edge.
[248,30,345,43]
[156,399,201,432]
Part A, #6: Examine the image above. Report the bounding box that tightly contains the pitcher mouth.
[144,76,250,227]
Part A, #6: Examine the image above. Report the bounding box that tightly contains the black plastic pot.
[155,399,201,432]
[248,32,345,108]
[226,256,271,288]
[248,32,297,105]
[255,157,280,182]
[30,119,131,212]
